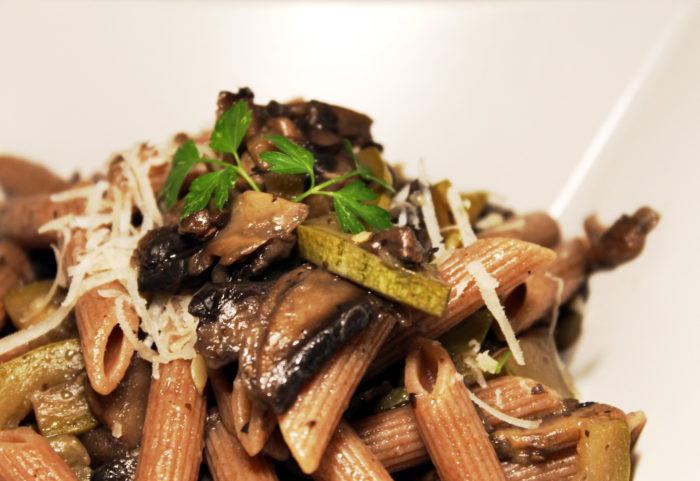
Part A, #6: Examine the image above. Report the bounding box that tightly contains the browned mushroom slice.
[191,281,272,368]
[205,190,309,266]
[240,264,387,414]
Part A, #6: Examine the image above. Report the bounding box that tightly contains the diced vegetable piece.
[575,408,631,480]
[501,328,577,399]
[356,147,393,210]
[438,307,493,384]
[3,279,66,330]
[373,386,410,413]
[31,376,98,436]
[431,180,488,228]
[0,338,84,429]
[296,223,450,316]
[47,434,92,481]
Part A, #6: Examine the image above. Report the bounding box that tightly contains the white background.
[1,1,699,479]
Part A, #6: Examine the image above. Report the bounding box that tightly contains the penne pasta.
[278,311,396,474]
[207,367,237,435]
[231,371,277,456]
[134,359,207,481]
[500,239,588,337]
[74,281,140,395]
[312,420,393,481]
[0,155,71,196]
[371,238,555,375]
[405,338,506,481]
[0,427,79,481]
[352,404,428,473]
[501,450,578,481]
[205,411,279,481]
[354,376,565,472]
[477,212,561,248]
[0,192,85,248]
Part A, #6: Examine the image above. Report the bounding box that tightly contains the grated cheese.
[468,388,541,429]
[475,350,500,374]
[465,260,524,365]
[445,186,477,246]
[36,140,202,378]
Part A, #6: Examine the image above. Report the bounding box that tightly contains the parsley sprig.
[261,138,394,233]
[160,99,395,233]
[159,100,260,218]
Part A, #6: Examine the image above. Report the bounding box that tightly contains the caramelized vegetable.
[4,280,66,330]
[0,338,84,429]
[296,222,449,316]
[47,434,92,481]
[30,376,98,436]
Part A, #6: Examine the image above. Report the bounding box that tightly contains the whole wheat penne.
[0,192,85,248]
[355,376,565,472]
[499,239,588,337]
[134,359,207,481]
[232,372,277,456]
[501,450,578,481]
[208,368,237,434]
[205,411,279,481]
[478,212,561,248]
[0,427,79,481]
[626,411,646,449]
[312,420,393,481]
[405,338,506,481]
[278,311,397,474]
[371,238,555,374]
[0,155,71,196]
[353,404,428,472]
[75,281,140,395]
[261,429,290,462]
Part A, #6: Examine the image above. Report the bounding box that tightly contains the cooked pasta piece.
[74,281,140,395]
[312,420,393,481]
[0,155,71,196]
[208,367,237,434]
[405,338,506,481]
[371,238,555,374]
[627,411,647,449]
[232,372,277,456]
[0,427,79,481]
[352,405,428,472]
[478,212,561,248]
[354,376,565,472]
[500,239,588,337]
[501,450,578,481]
[205,411,279,481]
[0,192,85,248]
[134,359,207,481]
[278,311,396,474]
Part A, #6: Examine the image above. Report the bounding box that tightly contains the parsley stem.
[201,159,260,192]
[292,170,360,202]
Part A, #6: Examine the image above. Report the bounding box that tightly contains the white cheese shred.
[37,140,201,377]
[445,185,477,247]
[465,260,525,365]
[467,388,541,429]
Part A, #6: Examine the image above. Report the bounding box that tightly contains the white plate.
[2,1,699,479]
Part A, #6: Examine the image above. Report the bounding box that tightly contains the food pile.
[0,88,658,481]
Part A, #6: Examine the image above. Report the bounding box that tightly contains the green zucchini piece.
[373,386,410,413]
[0,338,84,429]
[575,408,631,481]
[296,223,450,316]
[3,279,66,330]
[47,434,92,481]
[31,376,98,436]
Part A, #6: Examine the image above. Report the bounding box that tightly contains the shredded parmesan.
[445,186,477,246]
[475,350,500,374]
[467,388,541,429]
[465,260,524,365]
[37,140,201,377]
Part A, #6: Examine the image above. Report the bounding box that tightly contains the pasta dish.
[0,88,658,481]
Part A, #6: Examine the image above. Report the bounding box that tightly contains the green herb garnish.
[159,99,260,218]
[261,136,394,234]
[160,99,394,232]
[495,350,513,375]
